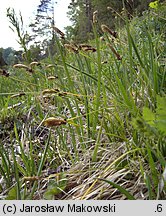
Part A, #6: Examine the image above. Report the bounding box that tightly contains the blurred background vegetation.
[1,0,165,66]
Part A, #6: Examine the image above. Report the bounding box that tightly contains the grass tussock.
[0,3,166,200]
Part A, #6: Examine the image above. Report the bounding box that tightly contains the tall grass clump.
[0,1,165,199]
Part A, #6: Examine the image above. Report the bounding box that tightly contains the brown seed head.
[47,76,58,80]
[23,176,41,182]
[43,117,67,127]
[82,47,97,52]
[93,10,98,23]
[108,44,122,60]
[11,92,26,98]
[101,61,108,64]
[52,26,65,39]
[29,61,41,68]
[13,64,34,73]
[64,44,78,53]
[46,64,55,69]
[100,36,105,41]
[101,24,118,38]
[79,44,93,49]
[13,64,29,69]
[93,10,98,15]
[79,44,96,52]
[58,92,68,97]
[0,69,9,77]
[42,88,60,95]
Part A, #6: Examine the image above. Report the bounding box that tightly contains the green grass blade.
[29,129,51,199]
[11,145,21,200]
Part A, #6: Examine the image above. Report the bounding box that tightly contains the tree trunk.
[85,0,92,33]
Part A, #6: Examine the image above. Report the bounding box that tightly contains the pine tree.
[29,0,56,54]
[67,0,93,42]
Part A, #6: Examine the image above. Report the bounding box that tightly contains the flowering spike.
[64,44,79,53]
[43,117,67,127]
[101,24,118,38]
[13,64,34,73]
[52,26,65,39]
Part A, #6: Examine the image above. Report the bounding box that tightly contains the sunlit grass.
[0,4,166,200]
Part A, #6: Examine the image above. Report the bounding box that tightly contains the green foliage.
[29,0,56,55]
[43,175,67,200]
[66,0,161,42]
[67,0,93,42]
[5,186,18,200]
[133,96,166,136]
[149,0,159,9]
[2,47,18,65]
[0,50,7,67]
[1,1,166,200]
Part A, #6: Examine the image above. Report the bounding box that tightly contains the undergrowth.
[0,2,166,200]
